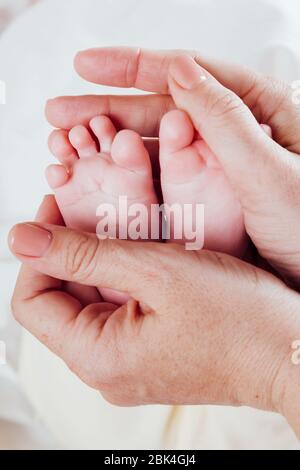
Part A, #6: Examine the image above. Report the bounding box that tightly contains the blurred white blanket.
[1,0,300,449]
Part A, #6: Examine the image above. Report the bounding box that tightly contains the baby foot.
[47,116,158,234]
[159,110,247,256]
[47,116,158,304]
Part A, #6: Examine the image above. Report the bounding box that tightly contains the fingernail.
[170,55,207,90]
[8,223,52,258]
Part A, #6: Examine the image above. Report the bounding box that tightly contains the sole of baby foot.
[47,116,159,304]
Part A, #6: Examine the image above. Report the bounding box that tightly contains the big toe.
[160,110,195,153]
[160,110,205,184]
[111,130,152,175]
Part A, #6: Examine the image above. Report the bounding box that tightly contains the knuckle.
[66,348,103,390]
[91,343,129,390]
[206,88,244,120]
[89,364,125,394]
[63,233,99,282]
[268,77,289,101]
[95,332,143,390]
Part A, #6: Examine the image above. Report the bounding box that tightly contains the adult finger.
[46,94,174,137]
[168,55,290,201]
[74,47,300,152]
[74,47,252,95]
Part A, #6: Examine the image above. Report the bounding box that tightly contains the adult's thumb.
[8,222,154,299]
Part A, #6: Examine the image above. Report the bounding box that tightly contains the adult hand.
[9,196,300,437]
[46,47,300,285]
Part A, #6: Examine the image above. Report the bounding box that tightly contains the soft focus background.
[0,0,39,32]
[0,0,58,449]
[1,0,300,450]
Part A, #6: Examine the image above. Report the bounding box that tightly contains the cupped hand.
[9,196,300,437]
[46,47,300,285]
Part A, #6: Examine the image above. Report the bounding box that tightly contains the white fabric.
[0,365,58,449]
[1,0,300,449]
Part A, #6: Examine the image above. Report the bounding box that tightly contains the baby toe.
[48,129,78,165]
[45,164,69,189]
[69,125,98,158]
[90,116,117,153]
